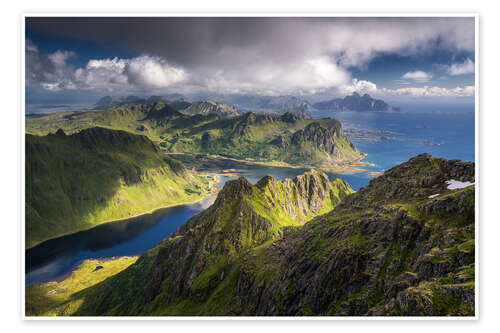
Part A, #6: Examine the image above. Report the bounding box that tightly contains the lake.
[25,108,475,287]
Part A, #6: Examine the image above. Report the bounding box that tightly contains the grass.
[26,105,364,169]
[26,128,217,248]
[25,256,138,316]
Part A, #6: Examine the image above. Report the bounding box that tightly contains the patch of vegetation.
[26,127,216,248]
[26,104,363,169]
[25,256,138,316]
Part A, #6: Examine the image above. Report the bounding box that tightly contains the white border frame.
[20,13,479,321]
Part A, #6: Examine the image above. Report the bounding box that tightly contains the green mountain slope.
[26,170,354,315]
[25,127,215,249]
[36,153,475,317]
[26,154,476,316]
[26,102,363,169]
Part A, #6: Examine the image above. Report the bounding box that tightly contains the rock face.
[70,154,475,317]
[181,100,242,118]
[313,93,401,112]
[291,122,344,155]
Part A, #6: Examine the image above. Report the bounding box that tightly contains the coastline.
[167,152,371,174]
[26,174,221,250]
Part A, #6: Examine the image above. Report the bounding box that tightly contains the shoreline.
[26,175,221,251]
[168,152,371,174]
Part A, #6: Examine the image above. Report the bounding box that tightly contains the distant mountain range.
[26,101,363,169]
[92,95,314,119]
[207,94,313,112]
[313,93,401,112]
[93,94,189,110]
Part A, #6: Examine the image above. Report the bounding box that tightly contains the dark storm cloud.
[25,17,476,97]
[26,17,475,68]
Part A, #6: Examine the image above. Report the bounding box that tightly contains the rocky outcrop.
[291,121,344,155]
[181,100,242,118]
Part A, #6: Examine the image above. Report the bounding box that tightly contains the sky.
[25,17,476,105]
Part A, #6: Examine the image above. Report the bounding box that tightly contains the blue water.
[26,108,476,287]
[314,110,475,173]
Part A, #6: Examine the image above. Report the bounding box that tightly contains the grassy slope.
[44,154,474,317]
[26,127,215,248]
[26,103,362,168]
[25,257,138,316]
[25,171,354,316]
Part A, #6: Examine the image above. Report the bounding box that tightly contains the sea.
[25,104,476,286]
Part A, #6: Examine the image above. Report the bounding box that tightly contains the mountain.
[313,93,401,112]
[93,95,146,110]
[26,170,355,315]
[207,94,313,112]
[180,100,242,118]
[27,154,475,316]
[168,100,192,111]
[93,95,190,111]
[259,106,313,120]
[25,127,214,248]
[26,103,364,169]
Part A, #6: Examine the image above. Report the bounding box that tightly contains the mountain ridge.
[27,154,474,316]
[26,104,364,170]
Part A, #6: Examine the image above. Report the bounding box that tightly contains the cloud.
[27,46,188,93]
[402,71,433,82]
[48,50,75,68]
[26,17,475,71]
[448,58,475,75]
[342,79,378,95]
[40,82,61,91]
[24,17,476,100]
[201,56,352,95]
[25,38,38,53]
[124,56,187,88]
[380,85,474,97]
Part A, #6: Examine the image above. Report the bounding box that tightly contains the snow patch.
[428,194,440,199]
[445,179,474,190]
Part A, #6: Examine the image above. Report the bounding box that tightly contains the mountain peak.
[313,93,400,112]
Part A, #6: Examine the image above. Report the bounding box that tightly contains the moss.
[431,287,474,316]
[458,239,475,253]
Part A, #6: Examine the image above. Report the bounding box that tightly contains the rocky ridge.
[180,100,242,118]
[67,154,475,316]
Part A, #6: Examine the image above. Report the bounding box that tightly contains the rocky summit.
[180,100,242,118]
[48,154,474,316]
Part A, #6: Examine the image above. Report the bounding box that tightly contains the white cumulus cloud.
[448,58,475,75]
[124,55,187,88]
[402,71,433,82]
[342,79,378,95]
